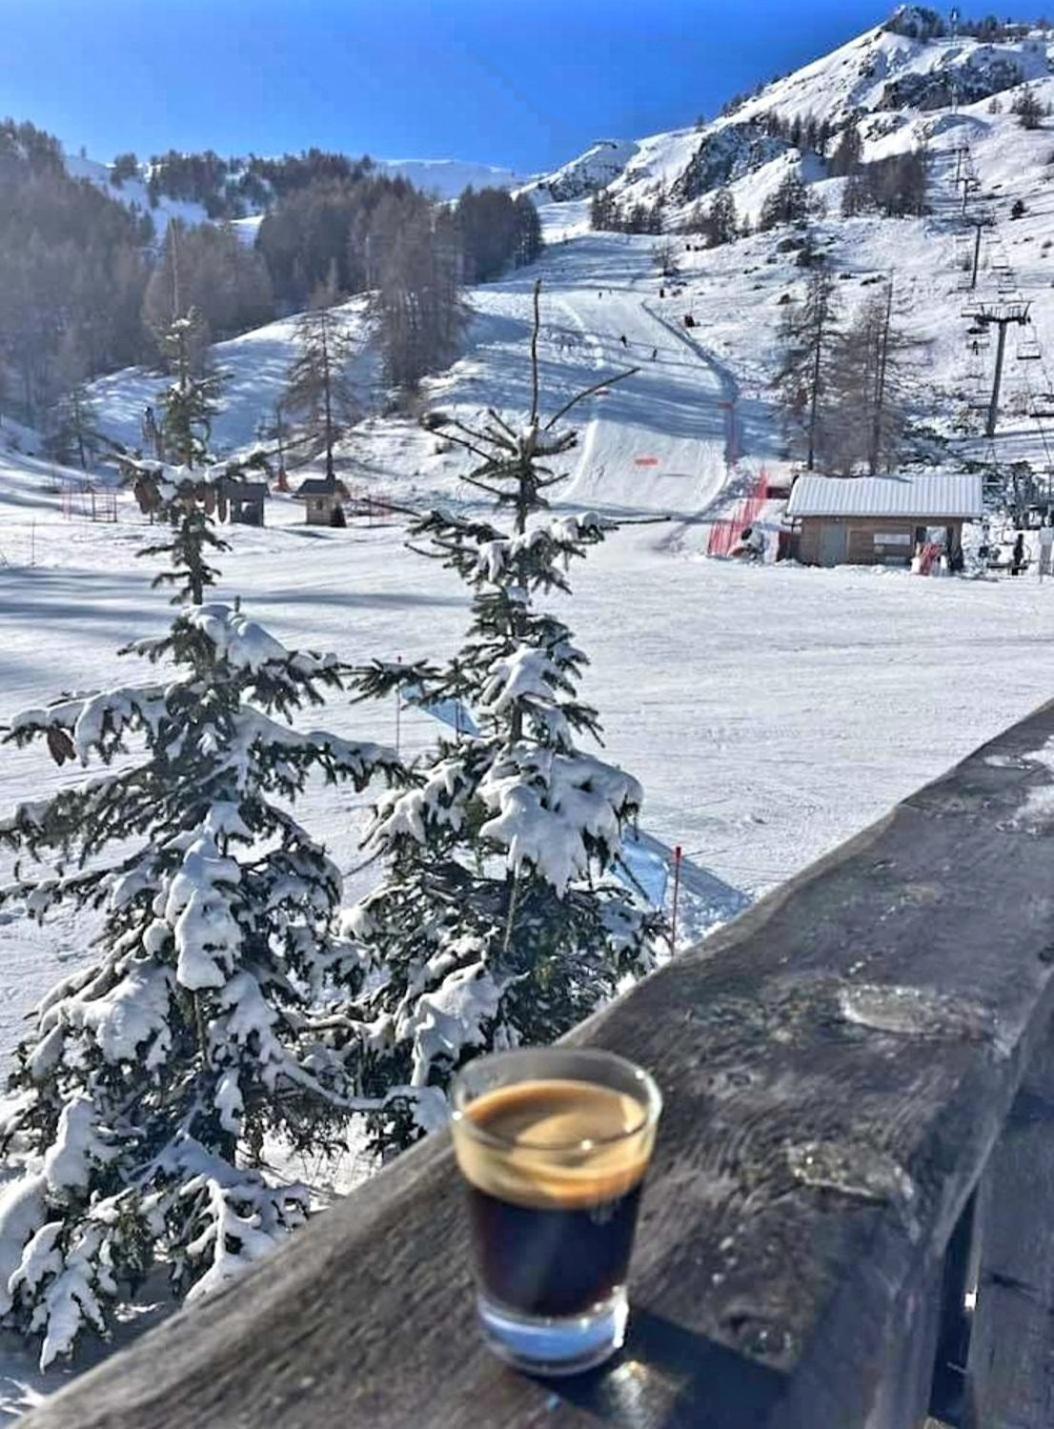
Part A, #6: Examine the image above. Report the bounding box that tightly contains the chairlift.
[1016,337,1043,361]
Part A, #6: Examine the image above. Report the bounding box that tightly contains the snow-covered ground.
[4,188,1053,1078]
[87,299,376,459]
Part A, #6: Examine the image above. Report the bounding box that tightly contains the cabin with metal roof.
[784,473,985,568]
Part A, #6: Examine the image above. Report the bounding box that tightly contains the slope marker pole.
[670,844,684,952]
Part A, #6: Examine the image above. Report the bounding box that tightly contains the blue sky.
[0,2,996,173]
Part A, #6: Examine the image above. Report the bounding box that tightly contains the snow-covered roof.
[786,474,984,520]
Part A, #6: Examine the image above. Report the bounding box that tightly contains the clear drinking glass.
[451,1047,662,1376]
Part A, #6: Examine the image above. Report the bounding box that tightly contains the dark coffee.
[454,1079,651,1319]
[465,1179,644,1317]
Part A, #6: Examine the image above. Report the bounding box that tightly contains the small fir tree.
[708,188,738,247]
[0,467,398,1365]
[155,309,222,468]
[759,169,810,231]
[339,282,666,1152]
[1012,84,1044,130]
[47,384,102,471]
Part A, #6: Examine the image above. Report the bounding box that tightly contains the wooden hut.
[785,473,984,567]
[218,475,267,527]
[296,477,348,526]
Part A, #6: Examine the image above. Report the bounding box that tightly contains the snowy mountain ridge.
[533,12,1054,226]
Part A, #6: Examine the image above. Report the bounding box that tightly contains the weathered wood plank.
[928,1189,981,1424]
[962,1012,1054,1427]
[23,700,1054,1429]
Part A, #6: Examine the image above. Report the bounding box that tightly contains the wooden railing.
[23,699,1054,1429]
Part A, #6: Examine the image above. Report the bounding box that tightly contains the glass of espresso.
[451,1047,662,1376]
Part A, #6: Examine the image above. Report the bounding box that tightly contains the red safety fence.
[706,518,741,557]
[706,470,769,558]
[62,480,118,523]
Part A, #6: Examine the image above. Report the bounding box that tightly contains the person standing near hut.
[1038,521,1053,581]
[1011,531,1026,576]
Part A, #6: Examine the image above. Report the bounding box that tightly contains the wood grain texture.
[23,699,1054,1429]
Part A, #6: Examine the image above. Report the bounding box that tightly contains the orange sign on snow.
[634,456,660,467]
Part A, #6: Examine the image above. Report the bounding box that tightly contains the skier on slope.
[620,334,628,348]
[651,347,658,360]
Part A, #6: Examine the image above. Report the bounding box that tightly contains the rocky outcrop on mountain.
[879,54,1025,110]
[530,140,639,201]
[672,125,790,204]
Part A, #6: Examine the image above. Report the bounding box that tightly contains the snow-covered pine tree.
[339,281,666,1153]
[0,464,398,1366]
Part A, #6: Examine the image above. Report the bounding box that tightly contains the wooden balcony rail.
[23,699,1054,1429]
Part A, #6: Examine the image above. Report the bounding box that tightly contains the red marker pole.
[670,844,683,953]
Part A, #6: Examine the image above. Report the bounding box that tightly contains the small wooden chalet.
[785,473,984,567]
[218,475,267,527]
[296,476,348,526]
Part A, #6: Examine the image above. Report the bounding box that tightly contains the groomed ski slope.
[424,214,754,522]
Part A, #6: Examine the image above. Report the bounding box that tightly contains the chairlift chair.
[1016,338,1043,361]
